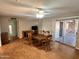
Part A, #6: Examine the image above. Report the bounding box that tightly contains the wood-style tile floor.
[0,39,79,59]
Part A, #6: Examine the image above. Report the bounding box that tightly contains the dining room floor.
[0,39,79,59]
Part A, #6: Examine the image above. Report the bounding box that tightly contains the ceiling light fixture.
[36,10,44,18]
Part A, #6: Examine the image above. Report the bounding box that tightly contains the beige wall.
[0,17,9,32]
[17,17,56,38]
[40,18,56,39]
[17,17,39,38]
[17,17,56,39]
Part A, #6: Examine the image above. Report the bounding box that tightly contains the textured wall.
[41,18,56,39]
[17,17,39,38]
[0,17,9,32]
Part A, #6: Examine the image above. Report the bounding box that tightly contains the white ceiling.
[0,0,79,18]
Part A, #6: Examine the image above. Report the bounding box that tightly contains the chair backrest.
[28,32,32,40]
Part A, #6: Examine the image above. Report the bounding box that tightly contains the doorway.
[59,22,63,37]
[9,18,18,42]
[55,21,64,42]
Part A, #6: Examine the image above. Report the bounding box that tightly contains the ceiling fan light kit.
[36,10,44,18]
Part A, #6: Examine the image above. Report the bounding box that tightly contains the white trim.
[57,16,79,20]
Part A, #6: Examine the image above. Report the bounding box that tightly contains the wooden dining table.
[32,34,52,46]
[32,34,47,41]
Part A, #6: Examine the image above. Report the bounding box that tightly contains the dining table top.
[32,34,51,41]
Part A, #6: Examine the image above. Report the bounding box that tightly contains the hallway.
[0,39,79,59]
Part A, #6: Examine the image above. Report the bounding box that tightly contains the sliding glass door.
[55,20,77,47]
[64,20,76,46]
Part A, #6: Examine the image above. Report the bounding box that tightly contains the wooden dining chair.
[28,32,33,45]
